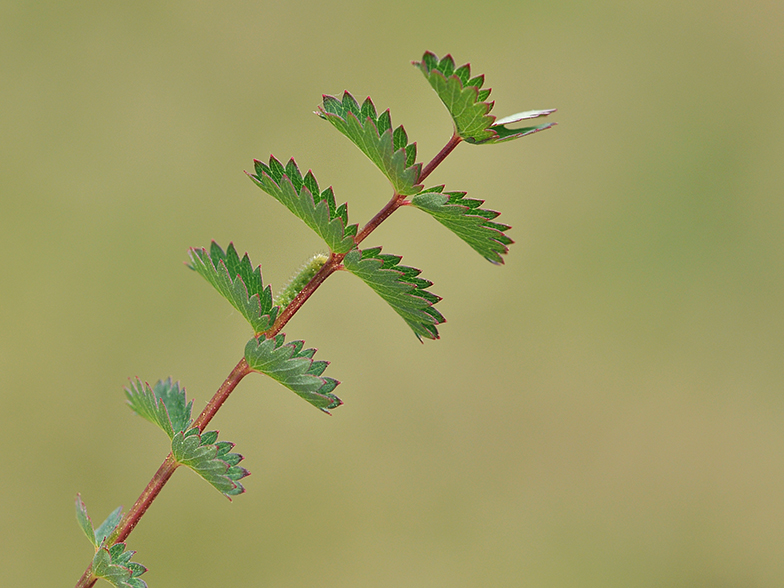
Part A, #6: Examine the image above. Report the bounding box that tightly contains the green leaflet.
[317,92,423,196]
[75,495,124,549]
[409,186,513,264]
[413,51,556,144]
[94,506,124,547]
[92,543,147,588]
[75,494,97,547]
[188,242,279,335]
[172,428,249,498]
[342,248,444,341]
[125,377,193,439]
[244,334,342,413]
[249,156,358,253]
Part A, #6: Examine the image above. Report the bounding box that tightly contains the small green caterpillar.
[275,253,329,309]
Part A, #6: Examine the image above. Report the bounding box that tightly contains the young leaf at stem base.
[342,248,444,341]
[409,186,513,264]
[413,51,556,145]
[75,494,97,548]
[317,92,423,196]
[244,334,342,413]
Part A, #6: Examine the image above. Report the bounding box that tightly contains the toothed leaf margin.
[318,92,423,196]
[244,334,342,413]
[414,51,555,144]
[92,543,147,588]
[172,428,249,498]
[188,242,279,334]
[409,186,513,264]
[249,156,358,253]
[125,377,193,439]
[342,247,444,340]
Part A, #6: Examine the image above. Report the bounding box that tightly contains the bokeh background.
[2,1,783,586]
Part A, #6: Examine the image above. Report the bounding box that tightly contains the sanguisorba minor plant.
[73,51,556,588]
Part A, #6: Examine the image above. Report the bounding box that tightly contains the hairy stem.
[75,132,461,587]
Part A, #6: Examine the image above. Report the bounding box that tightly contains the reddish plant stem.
[75,132,461,588]
[111,454,180,545]
[354,192,405,245]
[193,357,253,430]
[418,132,462,184]
[75,562,97,588]
[268,186,414,335]
[120,359,251,545]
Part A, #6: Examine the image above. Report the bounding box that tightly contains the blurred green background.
[2,1,783,586]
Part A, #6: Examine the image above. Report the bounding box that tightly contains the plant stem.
[75,132,461,587]
[354,192,405,244]
[267,186,402,336]
[193,358,253,430]
[418,132,462,184]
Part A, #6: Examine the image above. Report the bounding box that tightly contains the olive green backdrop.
[2,1,783,586]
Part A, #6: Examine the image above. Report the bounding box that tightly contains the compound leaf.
[409,186,513,264]
[125,377,193,439]
[342,248,444,340]
[92,543,147,588]
[172,428,249,499]
[188,242,279,334]
[317,92,423,196]
[413,51,556,144]
[244,334,342,413]
[248,156,358,253]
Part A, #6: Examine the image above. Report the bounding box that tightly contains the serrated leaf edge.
[248,156,358,253]
[244,334,342,413]
[187,242,280,335]
[317,92,423,195]
[92,542,147,588]
[125,378,194,439]
[342,247,445,340]
[171,427,249,499]
[409,185,513,264]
